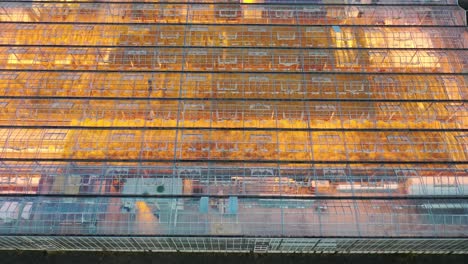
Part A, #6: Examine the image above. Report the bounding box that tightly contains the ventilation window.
[73,25,94,30]
[249,103,270,111]
[188,49,207,56]
[249,134,272,143]
[160,32,179,39]
[248,51,268,57]
[116,103,139,109]
[274,9,294,18]
[280,81,302,95]
[277,32,296,41]
[157,55,177,64]
[250,168,274,177]
[394,169,418,178]
[387,135,409,143]
[182,134,209,152]
[344,80,369,94]
[16,24,36,30]
[407,80,428,94]
[323,168,346,178]
[183,103,205,111]
[216,80,238,93]
[278,56,299,66]
[67,49,87,55]
[218,9,238,18]
[125,50,147,56]
[455,134,468,152]
[247,27,266,33]
[112,133,135,141]
[190,26,208,32]
[379,103,402,112]
[315,104,336,112]
[318,134,341,145]
[43,132,67,140]
[177,167,202,178]
[423,141,446,153]
[369,51,388,64]
[122,74,144,81]
[218,32,237,40]
[0,73,19,80]
[218,56,238,65]
[58,73,81,80]
[8,47,28,54]
[445,103,465,112]
[306,27,325,33]
[51,102,74,109]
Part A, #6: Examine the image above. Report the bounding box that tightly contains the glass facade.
[0,0,467,253]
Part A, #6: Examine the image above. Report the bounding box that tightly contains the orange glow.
[0,1,466,196]
[135,201,159,233]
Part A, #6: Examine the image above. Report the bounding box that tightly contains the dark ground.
[460,0,468,9]
[456,0,467,24]
[0,251,467,264]
[460,0,468,22]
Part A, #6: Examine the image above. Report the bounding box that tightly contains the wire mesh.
[0,0,466,252]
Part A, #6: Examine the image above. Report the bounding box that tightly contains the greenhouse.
[0,0,467,253]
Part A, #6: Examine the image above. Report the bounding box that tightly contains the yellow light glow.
[135,201,159,233]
